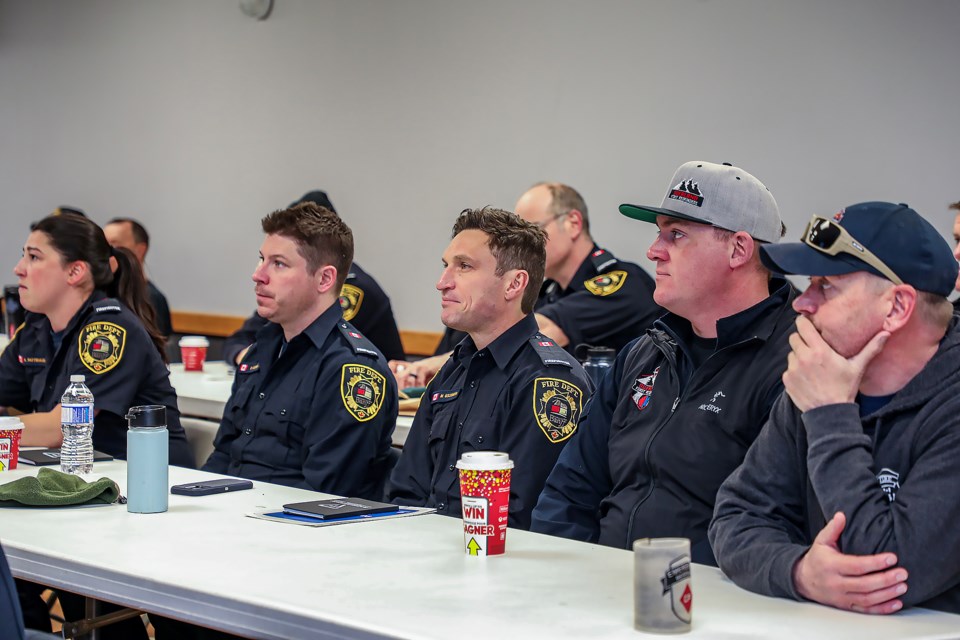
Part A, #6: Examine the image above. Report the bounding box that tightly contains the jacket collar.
[656,278,796,353]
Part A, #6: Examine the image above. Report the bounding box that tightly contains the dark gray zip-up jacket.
[710,315,960,614]
[531,280,797,564]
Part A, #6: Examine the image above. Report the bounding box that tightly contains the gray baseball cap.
[620,161,782,243]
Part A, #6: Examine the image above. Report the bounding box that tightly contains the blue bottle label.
[62,404,92,424]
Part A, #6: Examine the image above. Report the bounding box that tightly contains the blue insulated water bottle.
[125,405,169,513]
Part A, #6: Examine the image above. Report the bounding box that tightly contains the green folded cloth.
[0,468,120,507]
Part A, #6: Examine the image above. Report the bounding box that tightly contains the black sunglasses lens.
[806,219,840,249]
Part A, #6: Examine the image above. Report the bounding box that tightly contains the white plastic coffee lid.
[0,416,24,430]
[456,451,514,471]
[178,336,210,347]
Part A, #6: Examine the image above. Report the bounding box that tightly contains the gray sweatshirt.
[709,316,960,614]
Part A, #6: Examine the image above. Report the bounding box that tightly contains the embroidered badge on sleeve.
[339,284,364,322]
[78,322,127,374]
[533,378,583,443]
[632,366,660,411]
[341,364,386,422]
[583,270,628,297]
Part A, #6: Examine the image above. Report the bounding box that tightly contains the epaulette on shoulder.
[589,248,618,273]
[337,321,380,359]
[529,334,574,368]
[92,298,123,314]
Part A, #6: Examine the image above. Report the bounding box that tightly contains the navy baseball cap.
[761,201,958,296]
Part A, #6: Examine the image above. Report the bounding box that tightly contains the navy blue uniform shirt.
[204,303,398,498]
[536,246,660,354]
[223,263,405,364]
[0,291,193,467]
[388,314,593,530]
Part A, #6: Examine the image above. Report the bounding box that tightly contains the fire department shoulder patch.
[339,284,364,322]
[533,378,583,443]
[340,364,386,422]
[78,322,126,375]
[583,270,628,297]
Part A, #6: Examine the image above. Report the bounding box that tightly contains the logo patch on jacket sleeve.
[631,366,660,411]
[78,322,126,374]
[533,378,583,443]
[583,270,628,297]
[339,284,364,322]
[877,467,900,502]
[341,364,386,422]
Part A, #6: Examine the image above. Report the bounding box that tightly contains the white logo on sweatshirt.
[877,468,900,502]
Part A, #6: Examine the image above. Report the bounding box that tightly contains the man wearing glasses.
[391,182,661,387]
[710,202,960,615]
[531,161,797,564]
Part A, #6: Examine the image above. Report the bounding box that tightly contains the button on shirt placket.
[438,350,491,510]
[235,385,265,470]
[235,349,281,470]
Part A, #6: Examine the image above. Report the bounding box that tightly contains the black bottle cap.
[126,404,166,428]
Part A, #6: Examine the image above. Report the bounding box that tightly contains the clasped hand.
[794,512,907,614]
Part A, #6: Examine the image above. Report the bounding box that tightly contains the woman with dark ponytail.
[0,211,193,467]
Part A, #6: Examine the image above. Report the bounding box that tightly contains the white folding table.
[3,462,958,639]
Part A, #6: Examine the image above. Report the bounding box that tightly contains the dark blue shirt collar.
[453,313,539,371]
[254,302,343,354]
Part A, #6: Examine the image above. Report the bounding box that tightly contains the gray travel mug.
[634,537,692,633]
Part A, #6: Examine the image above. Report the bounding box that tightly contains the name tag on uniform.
[17,355,47,366]
[238,363,260,373]
[430,389,460,404]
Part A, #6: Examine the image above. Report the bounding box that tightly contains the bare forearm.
[20,405,64,448]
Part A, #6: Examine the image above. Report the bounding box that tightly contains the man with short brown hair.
[223,190,406,364]
[204,202,397,498]
[393,182,660,386]
[388,207,592,530]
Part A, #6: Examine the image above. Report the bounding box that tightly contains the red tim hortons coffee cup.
[178,336,210,372]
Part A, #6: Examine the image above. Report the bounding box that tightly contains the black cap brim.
[760,243,886,279]
[619,203,710,226]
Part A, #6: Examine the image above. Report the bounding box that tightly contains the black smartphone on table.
[170,478,253,496]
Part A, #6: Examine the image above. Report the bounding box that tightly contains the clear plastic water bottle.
[60,374,94,475]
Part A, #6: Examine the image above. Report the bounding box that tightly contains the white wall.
[2,0,959,329]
